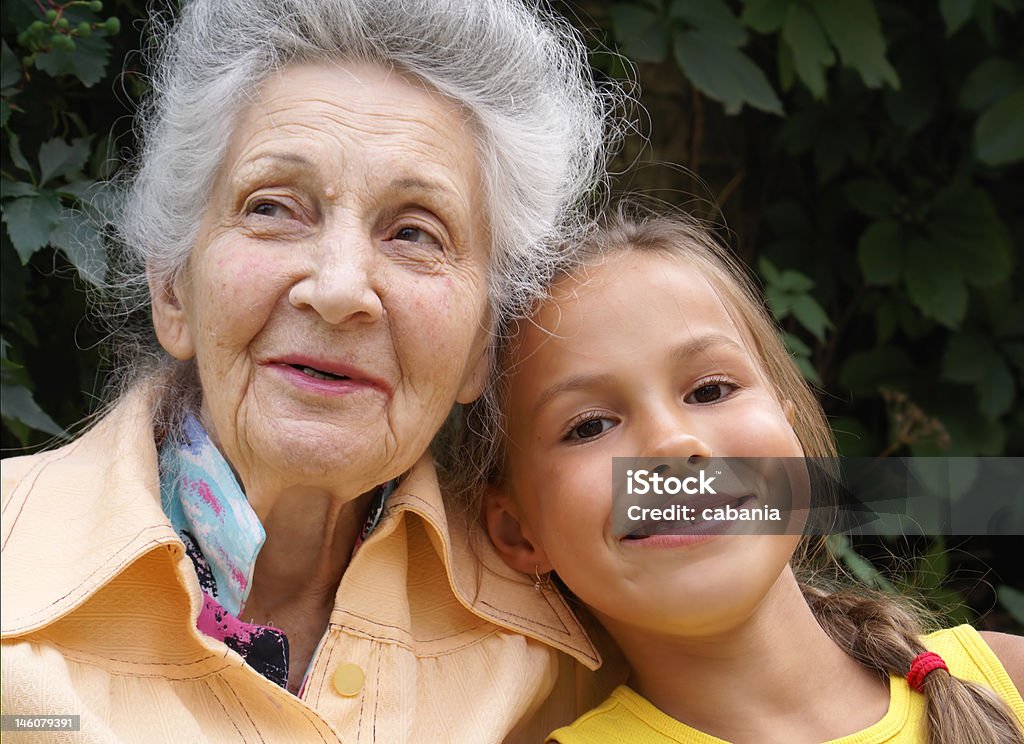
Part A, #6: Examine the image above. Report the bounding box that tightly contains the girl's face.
[488,251,805,640]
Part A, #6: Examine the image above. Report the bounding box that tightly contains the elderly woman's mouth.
[266,357,392,397]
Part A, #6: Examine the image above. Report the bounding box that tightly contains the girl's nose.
[288,229,384,325]
[643,410,713,462]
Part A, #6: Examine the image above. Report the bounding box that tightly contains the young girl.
[461,210,1024,743]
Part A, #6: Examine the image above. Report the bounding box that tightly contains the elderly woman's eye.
[393,226,439,245]
[248,200,289,218]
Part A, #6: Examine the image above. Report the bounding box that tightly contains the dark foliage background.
[2,0,1022,630]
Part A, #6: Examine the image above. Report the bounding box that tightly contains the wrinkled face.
[152,62,491,497]
[494,251,805,639]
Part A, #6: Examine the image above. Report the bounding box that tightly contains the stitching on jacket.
[331,622,503,657]
[203,677,247,740]
[4,531,185,633]
[29,637,226,674]
[386,495,592,642]
[356,647,368,742]
[314,636,338,710]
[220,675,265,743]
[2,440,82,551]
[332,608,490,642]
[477,599,571,636]
[371,654,381,743]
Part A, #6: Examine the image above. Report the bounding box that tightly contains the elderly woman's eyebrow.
[233,159,459,199]
[391,176,449,194]
[236,151,315,171]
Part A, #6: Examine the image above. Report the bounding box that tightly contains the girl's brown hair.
[438,204,1023,744]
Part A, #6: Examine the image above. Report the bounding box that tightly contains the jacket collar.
[370,460,601,669]
[1,386,188,636]
[0,386,600,669]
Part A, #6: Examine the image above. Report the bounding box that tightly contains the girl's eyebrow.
[532,373,616,415]
[530,334,749,415]
[667,333,748,364]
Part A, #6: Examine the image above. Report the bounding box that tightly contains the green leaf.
[975,89,1024,166]
[845,179,900,219]
[790,294,831,341]
[942,334,999,383]
[777,35,796,91]
[0,383,65,437]
[977,356,1015,418]
[38,137,91,187]
[839,346,914,395]
[781,330,811,356]
[776,269,814,292]
[905,238,967,328]
[758,257,782,284]
[998,585,1024,625]
[830,536,894,591]
[940,0,976,35]
[813,0,899,89]
[915,538,949,592]
[0,41,20,89]
[1,193,64,262]
[7,131,34,177]
[1,179,37,199]
[938,399,1006,454]
[765,285,792,319]
[741,0,789,33]
[609,4,670,63]
[670,0,747,46]
[0,98,10,128]
[34,34,111,88]
[857,219,904,285]
[793,355,822,385]
[928,187,1012,287]
[781,4,834,99]
[674,30,783,115]
[49,208,108,285]
[883,51,938,133]
[959,58,1024,111]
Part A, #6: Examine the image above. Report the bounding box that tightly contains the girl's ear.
[483,486,552,574]
[150,272,195,361]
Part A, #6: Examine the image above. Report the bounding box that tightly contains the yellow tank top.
[547,625,1024,743]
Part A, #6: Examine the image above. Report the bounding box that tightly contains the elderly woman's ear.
[455,342,491,404]
[149,271,195,361]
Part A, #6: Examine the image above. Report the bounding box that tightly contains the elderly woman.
[0,0,619,741]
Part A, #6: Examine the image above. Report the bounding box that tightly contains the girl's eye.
[686,380,737,404]
[393,226,439,245]
[565,415,616,442]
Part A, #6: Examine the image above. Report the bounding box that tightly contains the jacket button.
[332,663,365,697]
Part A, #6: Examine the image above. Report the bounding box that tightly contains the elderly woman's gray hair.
[114,0,617,341]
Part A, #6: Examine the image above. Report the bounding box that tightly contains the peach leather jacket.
[1,388,619,743]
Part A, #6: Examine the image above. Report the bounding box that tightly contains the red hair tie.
[907,651,948,692]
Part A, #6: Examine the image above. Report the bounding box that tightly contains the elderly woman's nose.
[288,238,384,325]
